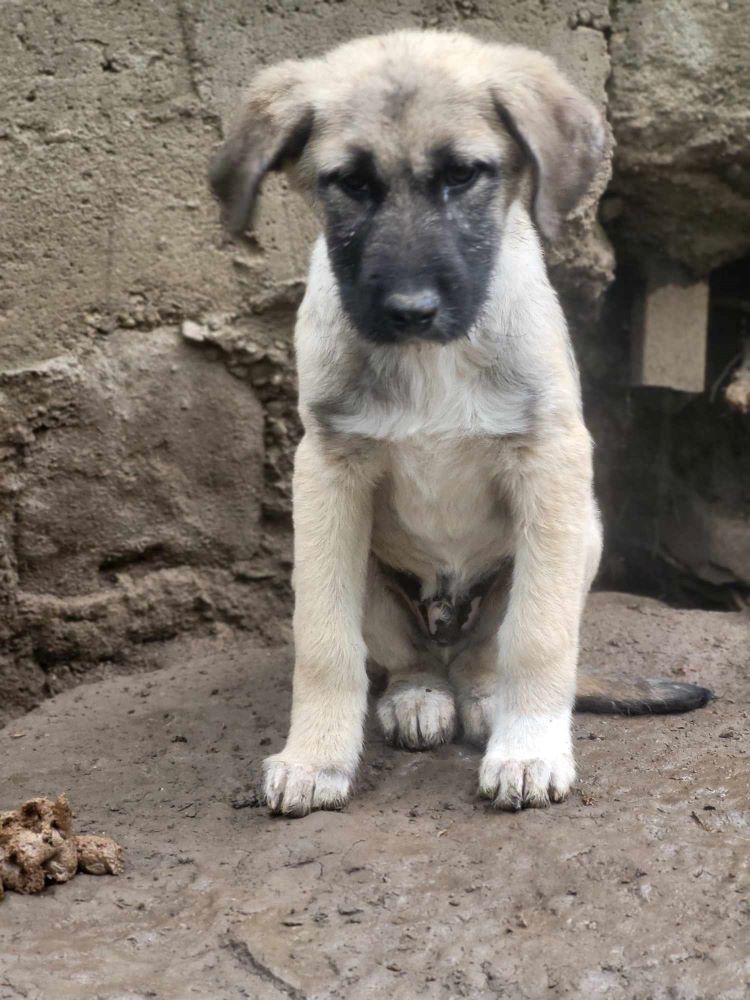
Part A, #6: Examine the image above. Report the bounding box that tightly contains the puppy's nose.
[384,290,440,330]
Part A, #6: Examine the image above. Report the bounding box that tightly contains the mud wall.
[1,0,748,721]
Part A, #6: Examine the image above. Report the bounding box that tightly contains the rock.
[181,320,210,343]
[607,0,750,275]
[661,492,750,590]
[14,328,264,598]
[0,330,277,718]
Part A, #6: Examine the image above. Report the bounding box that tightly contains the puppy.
[210,30,711,816]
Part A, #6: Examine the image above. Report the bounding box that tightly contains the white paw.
[457,692,496,748]
[478,710,575,811]
[377,678,456,750]
[263,756,353,817]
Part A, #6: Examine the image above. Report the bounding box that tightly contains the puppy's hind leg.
[450,643,498,749]
[365,571,456,751]
[378,671,457,751]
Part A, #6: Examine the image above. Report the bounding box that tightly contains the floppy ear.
[492,49,605,240]
[209,61,314,238]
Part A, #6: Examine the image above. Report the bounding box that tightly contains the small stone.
[181,320,208,343]
[46,128,74,144]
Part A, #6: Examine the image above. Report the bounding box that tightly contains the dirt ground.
[1,592,748,1000]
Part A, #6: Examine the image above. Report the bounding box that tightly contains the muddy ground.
[1,592,748,1000]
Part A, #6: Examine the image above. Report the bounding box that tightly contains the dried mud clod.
[74,834,125,876]
[0,795,123,898]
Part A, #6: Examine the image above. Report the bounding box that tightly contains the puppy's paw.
[263,756,353,817]
[457,691,496,748]
[479,754,575,810]
[377,677,456,750]
[478,710,575,811]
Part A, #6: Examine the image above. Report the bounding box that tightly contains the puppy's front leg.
[264,434,376,817]
[479,424,598,810]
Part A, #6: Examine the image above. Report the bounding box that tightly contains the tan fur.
[212,31,608,816]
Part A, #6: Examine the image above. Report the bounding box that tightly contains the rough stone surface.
[0,593,748,998]
[0,2,228,368]
[606,0,750,277]
[15,328,264,597]
[0,329,291,724]
[662,491,750,591]
[181,306,303,520]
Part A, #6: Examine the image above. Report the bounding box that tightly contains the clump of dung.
[0,795,123,899]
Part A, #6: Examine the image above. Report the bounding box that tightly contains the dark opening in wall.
[586,254,750,610]
[707,257,750,411]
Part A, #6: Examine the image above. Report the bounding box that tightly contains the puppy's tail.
[575,671,714,715]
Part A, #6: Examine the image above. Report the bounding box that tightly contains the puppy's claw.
[479,753,574,811]
[377,679,456,751]
[263,757,353,817]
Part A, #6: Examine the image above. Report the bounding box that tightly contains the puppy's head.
[210,32,604,345]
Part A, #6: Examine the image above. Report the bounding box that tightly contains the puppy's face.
[311,80,519,344]
[210,32,604,346]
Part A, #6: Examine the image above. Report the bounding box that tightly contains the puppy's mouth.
[360,322,468,346]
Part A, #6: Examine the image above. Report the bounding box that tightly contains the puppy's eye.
[443,163,480,190]
[336,172,373,198]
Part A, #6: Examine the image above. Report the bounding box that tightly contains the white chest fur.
[371,432,515,586]
[327,335,535,441]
